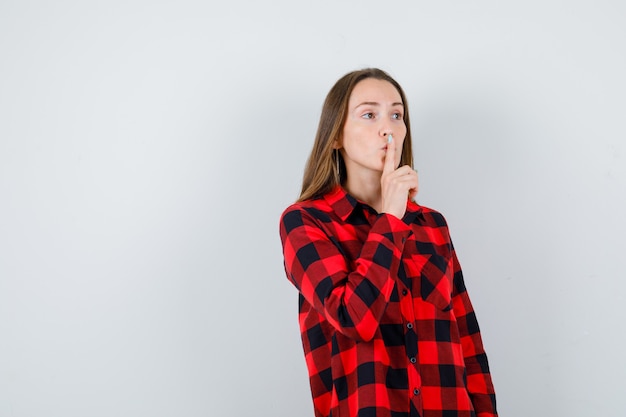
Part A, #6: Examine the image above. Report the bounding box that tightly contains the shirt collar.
[405,199,425,224]
[323,186,359,222]
[323,186,424,223]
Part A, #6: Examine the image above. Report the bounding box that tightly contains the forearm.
[281,208,411,341]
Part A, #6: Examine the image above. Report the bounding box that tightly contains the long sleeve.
[450,249,498,417]
[280,205,411,342]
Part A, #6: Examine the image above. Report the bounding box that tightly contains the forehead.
[348,78,402,106]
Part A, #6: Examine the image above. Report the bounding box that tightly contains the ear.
[332,138,342,150]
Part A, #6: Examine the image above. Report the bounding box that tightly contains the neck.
[344,172,383,212]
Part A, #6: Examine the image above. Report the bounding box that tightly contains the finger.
[395,169,418,188]
[383,134,396,175]
[388,166,416,180]
[394,172,418,187]
[392,165,414,176]
[409,170,419,200]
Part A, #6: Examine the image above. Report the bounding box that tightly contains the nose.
[380,120,394,139]
[381,129,393,139]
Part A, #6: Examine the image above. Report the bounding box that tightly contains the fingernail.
[387,134,393,144]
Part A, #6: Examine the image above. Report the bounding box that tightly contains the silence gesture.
[380,134,418,219]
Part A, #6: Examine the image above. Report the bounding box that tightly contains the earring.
[334,150,340,184]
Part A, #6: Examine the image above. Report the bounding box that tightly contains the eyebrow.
[355,101,404,108]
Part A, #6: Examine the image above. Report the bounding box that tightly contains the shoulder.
[412,202,450,228]
[279,198,334,233]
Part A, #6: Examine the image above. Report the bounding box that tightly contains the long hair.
[298,68,414,202]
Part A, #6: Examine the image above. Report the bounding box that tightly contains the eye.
[392,112,403,120]
[362,112,374,119]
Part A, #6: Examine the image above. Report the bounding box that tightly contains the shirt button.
[402,289,408,296]
[407,323,413,329]
[413,388,420,396]
[409,357,416,364]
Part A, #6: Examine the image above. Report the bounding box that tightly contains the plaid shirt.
[279,186,497,417]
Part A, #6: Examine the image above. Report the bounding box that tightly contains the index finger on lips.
[383,134,395,174]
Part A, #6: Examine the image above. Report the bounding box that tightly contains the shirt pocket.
[405,252,453,311]
[421,253,454,310]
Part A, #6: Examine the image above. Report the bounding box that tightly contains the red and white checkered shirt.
[279,186,497,417]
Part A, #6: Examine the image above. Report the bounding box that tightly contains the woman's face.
[338,78,407,179]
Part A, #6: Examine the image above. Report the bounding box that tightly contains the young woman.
[279,68,497,417]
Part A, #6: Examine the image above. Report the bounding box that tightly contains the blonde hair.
[298,68,414,202]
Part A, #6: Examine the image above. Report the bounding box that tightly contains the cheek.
[397,139,407,162]
[398,138,406,152]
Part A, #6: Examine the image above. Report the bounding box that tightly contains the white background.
[1,1,625,416]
